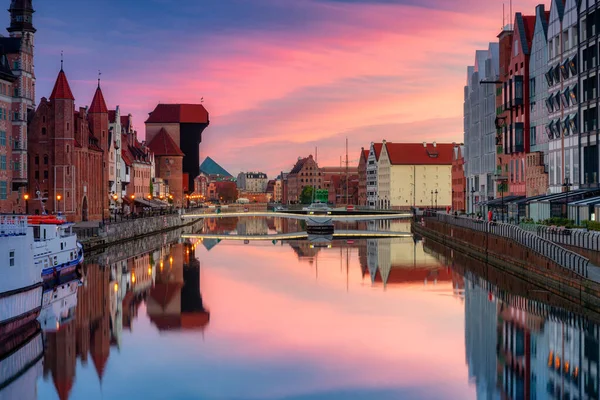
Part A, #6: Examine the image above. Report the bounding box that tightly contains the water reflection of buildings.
[462,270,600,400]
[363,238,452,287]
[236,217,268,235]
[147,242,210,331]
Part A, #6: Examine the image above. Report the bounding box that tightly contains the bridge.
[181,230,412,241]
[182,211,411,221]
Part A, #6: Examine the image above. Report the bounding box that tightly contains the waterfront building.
[366,142,382,208]
[193,174,208,198]
[464,43,499,214]
[547,0,579,193]
[147,128,185,207]
[579,2,600,189]
[358,148,368,206]
[320,165,359,205]
[108,107,124,213]
[527,5,551,197]
[274,178,282,202]
[451,144,466,212]
[0,0,36,212]
[266,179,275,200]
[207,180,237,202]
[236,171,268,192]
[378,141,453,210]
[28,68,105,221]
[284,154,321,204]
[145,104,210,194]
[123,130,153,211]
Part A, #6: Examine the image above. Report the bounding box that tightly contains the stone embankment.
[412,213,600,313]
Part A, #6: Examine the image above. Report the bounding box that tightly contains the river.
[3,218,598,399]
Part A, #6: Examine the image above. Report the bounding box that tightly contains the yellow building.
[377,141,453,209]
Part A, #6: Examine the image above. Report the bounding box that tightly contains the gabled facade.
[366,142,382,208]
[377,141,391,209]
[357,148,368,206]
[580,1,600,189]
[452,144,466,212]
[527,4,551,197]
[547,0,579,193]
[108,107,123,212]
[284,155,321,204]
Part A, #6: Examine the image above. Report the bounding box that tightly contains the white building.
[366,142,382,208]
[237,172,268,192]
[109,106,123,211]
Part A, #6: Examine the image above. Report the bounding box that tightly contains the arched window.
[43,155,48,165]
[41,127,46,135]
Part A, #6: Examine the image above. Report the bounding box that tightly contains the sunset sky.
[33,0,542,176]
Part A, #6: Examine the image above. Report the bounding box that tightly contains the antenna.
[60,50,64,71]
[98,70,101,88]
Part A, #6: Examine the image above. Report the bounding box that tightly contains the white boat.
[0,216,44,339]
[302,202,332,215]
[38,276,80,332]
[28,214,84,280]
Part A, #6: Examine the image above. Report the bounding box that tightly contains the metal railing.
[431,213,591,278]
[531,225,600,253]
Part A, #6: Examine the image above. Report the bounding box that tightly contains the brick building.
[284,155,321,204]
[0,0,36,212]
[207,180,237,202]
[28,67,105,221]
[145,104,209,194]
[358,148,368,206]
[147,128,184,207]
[452,144,466,212]
[497,13,536,197]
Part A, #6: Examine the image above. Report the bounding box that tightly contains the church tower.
[4,0,36,195]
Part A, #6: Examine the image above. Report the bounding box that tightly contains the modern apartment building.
[464,44,499,213]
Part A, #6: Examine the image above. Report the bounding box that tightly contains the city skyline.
[34,0,541,176]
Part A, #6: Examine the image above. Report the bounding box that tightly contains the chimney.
[433,141,437,147]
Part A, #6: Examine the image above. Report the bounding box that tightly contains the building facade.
[28,68,104,221]
[284,155,321,204]
[358,148,368,206]
[147,128,184,207]
[366,142,382,208]
[527,5,550,197]
[452,144,466,212]
[0,52,17,213]
[236,171,268,192]
[547,0,579,193]
[464,44,499,214]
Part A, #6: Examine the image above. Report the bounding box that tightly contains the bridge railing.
[432,213,590,278]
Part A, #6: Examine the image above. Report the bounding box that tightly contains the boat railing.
[0,215,28,237]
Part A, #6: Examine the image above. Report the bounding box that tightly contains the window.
[13,161,19,171]
[514,40,519,56]
[0,155,5,170]
[0,181,6,199]
[0,130,4,146]
[9,249,14,266]
[530,126,536,147]
[34,155,38,165]
[41,127,46,135]
[12,61,18,70]
[529,77,536,97]
[34,170,38,179]
[43,155,48,165]
[13,112,19,121]
[43,170,48,179]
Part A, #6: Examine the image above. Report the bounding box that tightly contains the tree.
[300,186,314,204]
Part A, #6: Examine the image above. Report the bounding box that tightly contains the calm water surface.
[6,219,598,399]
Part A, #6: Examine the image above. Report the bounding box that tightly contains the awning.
[135,198,154,207]
[485,195,525,207]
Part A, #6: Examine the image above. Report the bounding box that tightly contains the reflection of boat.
[39,276,80,332]
[302,202,332,215]
[0,216,44,339]
[29,215,84,279]
[0,321,44,399]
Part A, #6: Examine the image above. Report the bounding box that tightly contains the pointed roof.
[370,143,383,161]
[199,157,232,177]
[52,374,74,400]
[91,350,109,381]
[89,86,108,113]
[50,69,75,100]
[147,128,184,156]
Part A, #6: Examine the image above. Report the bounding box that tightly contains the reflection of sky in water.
[36,233,473,400]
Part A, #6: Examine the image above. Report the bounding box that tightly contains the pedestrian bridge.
[181,230,412,241]
[182,211,411,221]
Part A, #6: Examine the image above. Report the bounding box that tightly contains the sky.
[31,0,543,176]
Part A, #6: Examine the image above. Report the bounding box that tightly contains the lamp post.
[451,189,454,213]
[23,193,29,215]
[434,189,438,210]
[112,194,118,220]
[463,187,466,214]
[56,194,62,214]
[470,187,475,216]
[430,190,433,209]
[563,177,573,220]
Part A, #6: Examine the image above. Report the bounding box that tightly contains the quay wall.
[412,218,600,313]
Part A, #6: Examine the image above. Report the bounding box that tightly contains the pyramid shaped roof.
[199,157,232,177]
[89,86,108,113]
[147,128,184,156]
[50,69,75,100]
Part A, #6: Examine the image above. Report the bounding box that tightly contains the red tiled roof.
[91,350,109,381]
[384,142,454,165]
[145,104,209,124]
[361,149,369,161]
[147,128,184,156]
[121,145,133,166]
[49,69,74,100]
[108,110,116,123]
[89,86,108,113]
[120,115,129,130]
[52,375,73,400]
[523,15,536,45]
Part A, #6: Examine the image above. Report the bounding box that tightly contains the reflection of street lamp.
[23,193,29,214]
[56,194,62,213]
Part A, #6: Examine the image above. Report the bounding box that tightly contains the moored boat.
[28,214,84,279]
[0,215,44,339]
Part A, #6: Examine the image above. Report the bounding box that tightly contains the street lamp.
[470,187,475,216]
[563,177,573,220]
[56,194,62,214]
[451,189,454,213]
[434,189,438,210]
[430,190,433,209]
[112,194,118,219]
[23,193,29,214]
[495,175,508,223]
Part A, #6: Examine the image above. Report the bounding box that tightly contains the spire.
[97,69,101,89]
[60,50,63,71]
[49,67,74,100]
[89,82,108,114]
